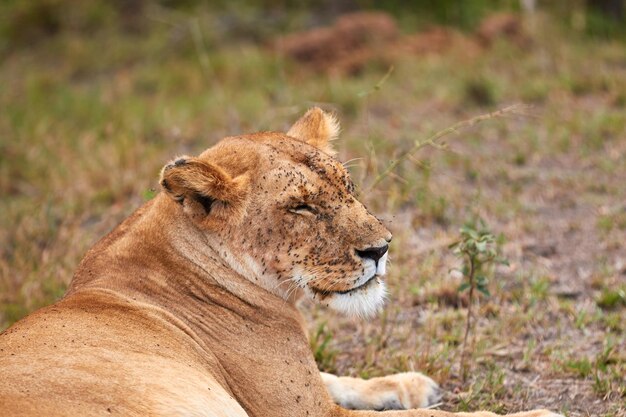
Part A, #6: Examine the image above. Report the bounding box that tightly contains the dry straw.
[367,103,534,191]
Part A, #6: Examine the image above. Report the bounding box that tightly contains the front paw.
[385,372,442,409]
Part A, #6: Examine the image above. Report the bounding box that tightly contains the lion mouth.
[312,274,380,297]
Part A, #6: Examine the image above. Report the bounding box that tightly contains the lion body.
[0,109,560,417]
[0,290,245,417]
[1,196,331,416]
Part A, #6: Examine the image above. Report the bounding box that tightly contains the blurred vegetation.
[1,0,625,55]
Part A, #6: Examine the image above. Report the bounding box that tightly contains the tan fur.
[160,156,250,227]
[321,372,440,411]
[287,107,340,156]
[0,109,561,417]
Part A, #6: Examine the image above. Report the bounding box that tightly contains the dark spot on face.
[174,158,187,166]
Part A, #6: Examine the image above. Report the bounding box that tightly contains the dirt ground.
[273,11,527,75]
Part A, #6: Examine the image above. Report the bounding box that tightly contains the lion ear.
[159,156,249,225]
[287,107,340,156]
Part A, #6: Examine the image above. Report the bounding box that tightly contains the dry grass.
[1,7,625,417]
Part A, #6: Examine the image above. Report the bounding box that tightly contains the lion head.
[159,108,392,317]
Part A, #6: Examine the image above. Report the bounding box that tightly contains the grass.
[1,5,625,417]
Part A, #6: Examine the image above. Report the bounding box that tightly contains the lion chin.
[291,248,390,317]
[324,277,388,318]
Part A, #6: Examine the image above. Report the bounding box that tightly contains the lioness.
[0,109,561,417]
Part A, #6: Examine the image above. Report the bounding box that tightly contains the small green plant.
[142,188,157,201]
[455,364,507,413]
[449,218,507,381]
[592,340,624,398]
[596,287,626,310]
[565,358,593,378]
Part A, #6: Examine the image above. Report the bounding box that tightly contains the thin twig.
[367,104,531,191]
[460,255,476,382]
[358,66,395,98]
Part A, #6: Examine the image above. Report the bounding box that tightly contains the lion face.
[160,108,392,317]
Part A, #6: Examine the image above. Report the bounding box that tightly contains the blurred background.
[0,1,625,415]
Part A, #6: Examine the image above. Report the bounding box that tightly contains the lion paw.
[322,371,441,411]
[384,371,441,409]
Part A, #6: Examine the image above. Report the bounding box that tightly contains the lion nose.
[356,244,389,264]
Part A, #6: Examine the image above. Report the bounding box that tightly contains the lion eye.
[289,204,316,215]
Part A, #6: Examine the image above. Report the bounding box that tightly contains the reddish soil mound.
[274,11,529,76]
[400,26,481,57]
[274,12,399,75]
[476,12,530,48]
